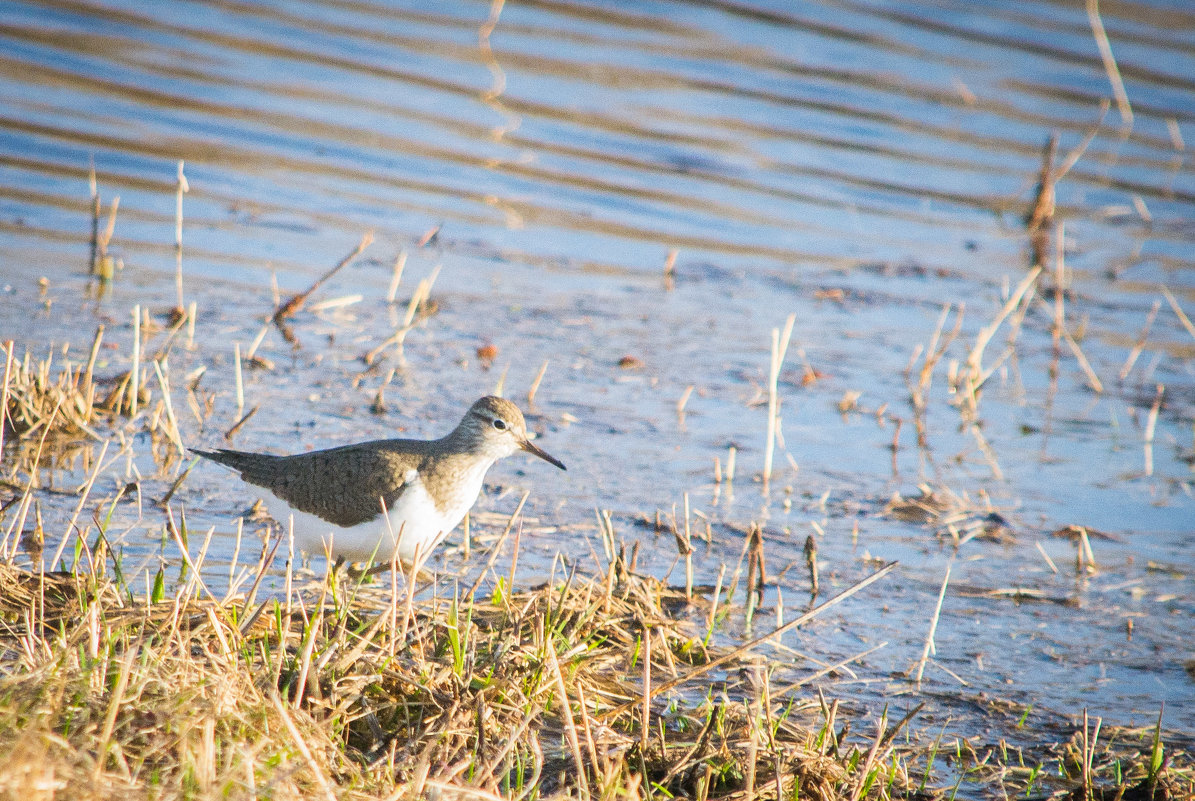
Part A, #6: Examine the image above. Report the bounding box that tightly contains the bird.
[193,396,565,566]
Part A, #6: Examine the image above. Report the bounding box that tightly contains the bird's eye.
[492,418,507,431]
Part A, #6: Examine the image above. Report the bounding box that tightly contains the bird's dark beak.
[520,438,566,470]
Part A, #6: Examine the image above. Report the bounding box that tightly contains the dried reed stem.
[914,562,951,683]
[366,265,440,365]
[269,692,338,801]
[234,342,244,414]
[1119,300,1161,380]
[1086,0,1132,127]
[1056,101,1110,181]
[804,533,819,598]
[152,358,185,458]
[763,314,796,489]
[527,359,549,407]
[0,341,13,464]
[960,268,1041,415]
[130,305,141,417]
[641,622,652,753]
[546,637,589,799]
[386,250,407,304]
[1144,384,1163,476]
[466,490,529,601]
[676,384,693,430]
[1035,541,1059,574]
[175,160,189,311]
[1161,286,1195,342]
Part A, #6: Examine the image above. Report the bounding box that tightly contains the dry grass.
[0,553,915,801]
[1,330,189,482]
[0,542,1189,801]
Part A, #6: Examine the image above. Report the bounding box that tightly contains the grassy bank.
[0,550,1189,800]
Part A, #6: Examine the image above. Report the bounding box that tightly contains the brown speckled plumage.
[192,396,566,563]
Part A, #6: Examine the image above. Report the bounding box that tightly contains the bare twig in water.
[274,231,373,325]
[224,405,259,442]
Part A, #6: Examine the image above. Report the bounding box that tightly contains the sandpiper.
[194,396,565,565]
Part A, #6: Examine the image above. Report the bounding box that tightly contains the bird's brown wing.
[195,443,423,527]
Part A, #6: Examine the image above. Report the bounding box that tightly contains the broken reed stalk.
[96,195,120,283]
[234,342,245,414]
[274,231,373,324]
[1055,101,1111,182]
[527,359,549,407]
[88,160,100,274]
[366,265,440,365]
[676,384,693,430]
[1053,221,1067,354]
[1026,134,1058,235]
[1144,384,1163,476]
[1034,295,1105,393]
[804,533,819,598]
[664,247,678,281]
[847,707,888,801]
[0,341,13,463]
[763,314,795,490]
[744,524,766,626]
[959,267,1041,417]
[1086,0,1132,127]
[670,494,693,599]
[130,305,141,417]
[174,160,189,312]
[914,562,951,684]
[1161,285,1195,342]
[507,520,521,590]
[683,493,692,598]
[911,303,962,413]
[641,621,652,754]
[48,440,110,568]
[386,251,407,303]
[465,489,529,601]
[152,358,185,459]
[224,405,258,442]
[1119,300,1161,380]
[546,637,590,799]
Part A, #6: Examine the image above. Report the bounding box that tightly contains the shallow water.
[2,0,1193,761]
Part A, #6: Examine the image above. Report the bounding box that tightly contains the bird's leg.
[361,561,394,578]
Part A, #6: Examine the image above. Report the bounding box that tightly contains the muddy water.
[2,0,1193,760]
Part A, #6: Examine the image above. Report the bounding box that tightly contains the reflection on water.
[1,0,1193,752]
